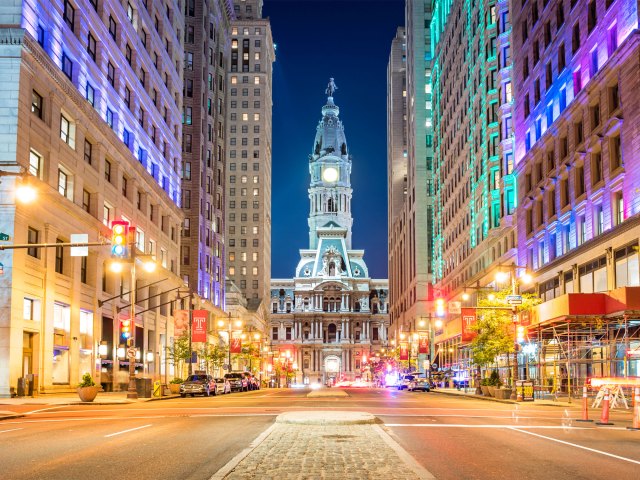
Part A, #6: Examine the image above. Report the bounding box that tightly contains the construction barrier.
[628,387,640,431]
[596,388,614,426]
[576,386,593,422]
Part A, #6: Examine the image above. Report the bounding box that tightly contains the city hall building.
[270,82,390,385]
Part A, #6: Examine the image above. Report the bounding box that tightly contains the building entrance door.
[324,355,340,385]
[22,332,34,376]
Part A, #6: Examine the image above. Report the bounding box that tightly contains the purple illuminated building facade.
[513,0,640,381]
[0,0,186,396]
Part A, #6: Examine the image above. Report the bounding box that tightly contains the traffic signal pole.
[127,237,138,399]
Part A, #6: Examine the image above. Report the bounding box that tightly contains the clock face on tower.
[322,166,339,183]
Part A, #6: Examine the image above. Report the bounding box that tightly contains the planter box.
[487,386,496,397]
[481,385,490,396]
[169,383,181,394]
[77,386,99,402]
[495,388,512,400]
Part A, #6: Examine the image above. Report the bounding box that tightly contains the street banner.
[519,310,531,326]
[191,310,208,342]
[399,343,409,360]
[418,335,429,354]
[461,308,478,342]
[230,334,242,353]
[174,310,188,337]
[448,301,461,315]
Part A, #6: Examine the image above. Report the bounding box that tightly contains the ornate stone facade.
[269,83,389,385]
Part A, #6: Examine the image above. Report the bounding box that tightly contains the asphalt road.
[1,388,639,479]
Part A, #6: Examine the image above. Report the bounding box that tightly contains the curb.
[0,413,25,421]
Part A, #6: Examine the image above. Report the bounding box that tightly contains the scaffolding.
[525,313,640,399]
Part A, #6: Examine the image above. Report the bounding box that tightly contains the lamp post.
[494,264,532,401]
[218,314,243,372]
[417,315,443,384]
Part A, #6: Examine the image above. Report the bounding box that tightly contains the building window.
[610,135,622,171]
[615,243,640,288]
[107,62,115,86]
[57,168,68,197]
[27,227,39,258]
[62,53,73,80]
[104,159,112,182]
[591,152,602,185]
[31,90,43,119]
[109,15,117,40]
[63,0,75,31]
[87,32,96,61]
[55,239,64,274]
[595,204,604,235]
[60,114,75,148]
[29,149,42,178]
[614,192,624,225]
[82,189,90,212]
[106,108,113,128]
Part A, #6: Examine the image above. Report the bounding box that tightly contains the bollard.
[576,386,593,422]
[596,388,614,426]
[627,387,640,431]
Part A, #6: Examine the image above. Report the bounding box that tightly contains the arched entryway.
[324,355,341,385]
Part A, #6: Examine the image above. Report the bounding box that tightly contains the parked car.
[180,374,215,397]
[214,377,231,395]
[408,378,431,392]
[224,372,249,392]
[397,374,416,391]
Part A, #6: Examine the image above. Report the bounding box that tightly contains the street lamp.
[218,315,243,372]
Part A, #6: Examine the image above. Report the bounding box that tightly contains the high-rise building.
[0,0,185,396]
[181,0,234,309]
[512,0,640,383]
[269,81,390,385]
[430,0,516,372]
[225,0,275,306]
[387,1,435,350]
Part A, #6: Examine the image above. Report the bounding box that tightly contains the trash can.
[16,377,26,397]
[135,377,152,398]
[26,374,38,397]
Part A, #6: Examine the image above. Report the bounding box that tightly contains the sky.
[263,0,405,279]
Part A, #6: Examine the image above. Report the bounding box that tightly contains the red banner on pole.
[399,343,409,360]
[419,335,429,354]
[174,310,188,337]
[519,310,531,326]
[191,310,208,343]
[461,308,478,342]
[230,335,242,354]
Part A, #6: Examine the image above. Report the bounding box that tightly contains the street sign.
[70,234,89,257]
[0,233,9,241]
[127,347,136,358]
[506,294,523,305]
[448,301,461,314]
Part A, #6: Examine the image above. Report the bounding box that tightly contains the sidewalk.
[212,411,435,480]
[0,391,179,419]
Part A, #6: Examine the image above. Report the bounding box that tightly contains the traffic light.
[516,325,526,343]
[120,317,131,341]
[435,298,446,317]
[111,220,129,258]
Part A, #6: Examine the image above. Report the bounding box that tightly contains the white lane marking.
[104,424,152,438]
[210,423,278,480]
[509,427,640,465]
[385,424,592,429]
[0,428,23,434]
[0,413,279,426]
[24,406,67,415]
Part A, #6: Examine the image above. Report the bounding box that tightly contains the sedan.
[180,374,215,397]
[407,378,431,392]
[214,378,231,395]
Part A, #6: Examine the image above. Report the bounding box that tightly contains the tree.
[166,333,190,379]
[470,287,541,369]
[199,343,226,374]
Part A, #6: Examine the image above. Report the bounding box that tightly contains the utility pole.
[188,291,194,375]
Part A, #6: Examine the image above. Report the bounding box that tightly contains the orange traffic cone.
[627,387,640,431]
[576,386,593,422]
[596,388,614,426]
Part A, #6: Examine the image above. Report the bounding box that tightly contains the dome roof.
[312,79,349,159]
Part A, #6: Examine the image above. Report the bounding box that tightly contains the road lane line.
[509,427,640,465]
[385,424,592,429]
[104,424,152,438]
[0,428,23,434]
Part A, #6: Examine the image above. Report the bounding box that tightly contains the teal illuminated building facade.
[431,0,517,300]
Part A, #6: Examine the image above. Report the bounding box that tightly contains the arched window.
[328,323,337,342]
[327,198,334,212]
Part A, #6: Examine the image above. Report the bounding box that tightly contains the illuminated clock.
[322,166,339,183]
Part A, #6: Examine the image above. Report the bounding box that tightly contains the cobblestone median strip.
[212,411,435,480]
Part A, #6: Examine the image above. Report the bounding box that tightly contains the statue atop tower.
[325,78,338,98]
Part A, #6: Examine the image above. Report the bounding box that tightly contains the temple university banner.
[191,310,209,343]
[418,335,429,354]
[399,342,409,360]
[461,308,478,342]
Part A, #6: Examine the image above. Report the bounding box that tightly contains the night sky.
[263,0,405,279]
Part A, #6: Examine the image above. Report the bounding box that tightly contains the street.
[1,388,639,479]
